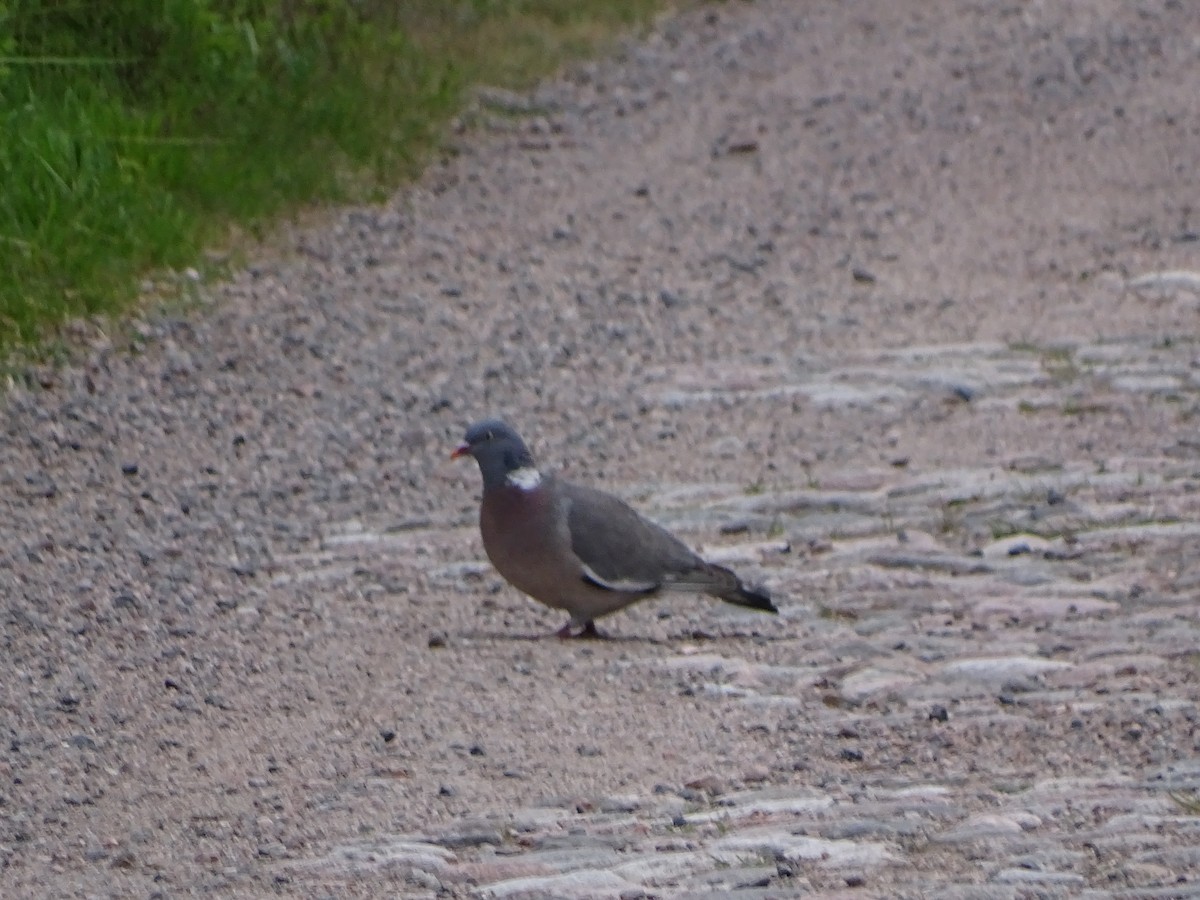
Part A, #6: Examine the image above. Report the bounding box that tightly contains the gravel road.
[3,1,1200,897]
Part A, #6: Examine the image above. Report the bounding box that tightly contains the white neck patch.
[505,467,543,490]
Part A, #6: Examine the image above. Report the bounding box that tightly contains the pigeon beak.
[450,443,470,460]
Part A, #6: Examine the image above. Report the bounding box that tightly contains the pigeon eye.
[485,430,494,441]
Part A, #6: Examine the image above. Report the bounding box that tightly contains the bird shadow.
[454,626,786,645]
[456,628,667,645]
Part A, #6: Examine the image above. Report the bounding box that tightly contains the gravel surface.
[3,1,1200,897]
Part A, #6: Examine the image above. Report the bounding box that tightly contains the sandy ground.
[3,0,1199,897]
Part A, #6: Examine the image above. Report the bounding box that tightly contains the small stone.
[980,533,1053,559]
[685,775,727,796]
[257,841,287,859]
[839,748,864,762]
[940,656,1072,684]
[434,828,504,849]
[380,729,396,743]
[112,593,139,612]
[474,84,537,114]
[428,633,448,649]
[935,813,1027,842]
[992,867,1084,886]
[742,765,771,783]
[410,869,442,891]
[577,744,602,758]
[721,136,760,155]
[599,795,641,813]
[929,704,949,722]
[120,462,139,476]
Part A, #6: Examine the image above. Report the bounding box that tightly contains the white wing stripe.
[580,563,657,593]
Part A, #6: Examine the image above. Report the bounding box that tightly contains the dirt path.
[3,1,1199,897]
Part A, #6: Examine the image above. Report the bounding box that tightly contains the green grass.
[0,0,668,352]
[1170,791,1200,815]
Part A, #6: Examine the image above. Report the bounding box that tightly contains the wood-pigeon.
[452,419,778,638]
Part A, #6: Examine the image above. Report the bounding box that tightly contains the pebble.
[937,657,1074,684]
[479,869,639,899]
[991,868,1085,886]
[711,829,895,868]
[979,534,1054,559]
[934,814,1033,843]
[432,828,505,849]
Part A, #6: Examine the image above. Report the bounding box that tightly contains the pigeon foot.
[552,620,607,640]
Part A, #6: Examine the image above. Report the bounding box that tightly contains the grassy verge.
[0,0,669,353]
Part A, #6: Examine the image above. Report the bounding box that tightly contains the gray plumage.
[453,419,777,637]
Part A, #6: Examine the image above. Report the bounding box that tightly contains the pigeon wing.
[560,480,702,593]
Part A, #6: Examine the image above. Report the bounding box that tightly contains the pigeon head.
[452,419,540,489]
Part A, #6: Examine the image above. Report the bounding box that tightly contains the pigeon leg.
[549,620,607,639]
[552,622,576,639]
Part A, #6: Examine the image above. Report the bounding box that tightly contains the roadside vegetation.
[0,0,667,353]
